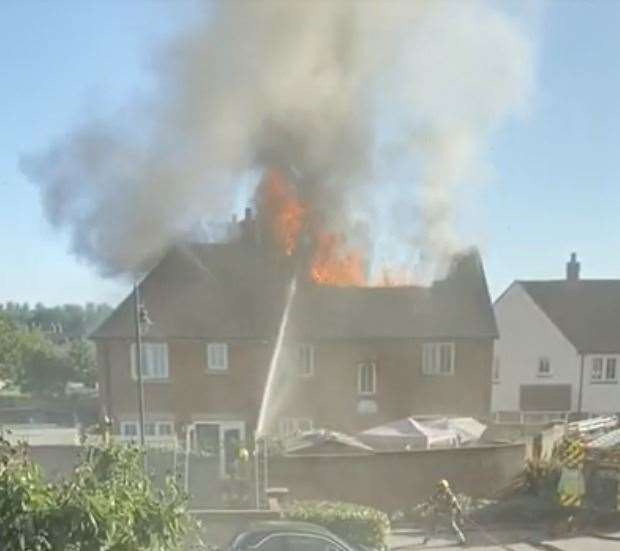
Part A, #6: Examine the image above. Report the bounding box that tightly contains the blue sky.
[1,1,619,306]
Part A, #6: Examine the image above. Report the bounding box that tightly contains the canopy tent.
[283,429,374,456]
[358,416,486,451]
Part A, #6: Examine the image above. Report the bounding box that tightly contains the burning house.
[92,169,498,473]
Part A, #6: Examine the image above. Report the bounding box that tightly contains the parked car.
[228,521,366,551]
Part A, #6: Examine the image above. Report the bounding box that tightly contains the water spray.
[256,272,298,439]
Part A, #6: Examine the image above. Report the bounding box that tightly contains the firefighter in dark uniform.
[422,479,466,546]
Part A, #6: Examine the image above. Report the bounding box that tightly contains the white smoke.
[21,0,533,278]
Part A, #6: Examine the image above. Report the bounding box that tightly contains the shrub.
[284,500,390,550]
[0,437,194,550]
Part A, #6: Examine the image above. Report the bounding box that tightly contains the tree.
[15,330,74,397]
[66,338,98,387]
[0,316,22,381]
[0,439,194,550]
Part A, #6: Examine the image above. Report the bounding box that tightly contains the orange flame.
[257,168,366,286]
[310,233,366,287]
[258,169,305,255]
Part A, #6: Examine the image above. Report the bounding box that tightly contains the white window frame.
[120,421,139,438]
[119,420,174,440]
[130,342,169,380]
[422,342,455,375]
[207,342,229,372]
[358,361,377,396]
[297,344,315,377]
[537,357,552,378]
[591,356,618,383]
[278,418,313,437]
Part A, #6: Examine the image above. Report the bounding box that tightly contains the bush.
[284,500,390,550]
[0,438,194,550]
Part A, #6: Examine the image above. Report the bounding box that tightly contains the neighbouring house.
[91,211,497,475]
[492,253,620,424]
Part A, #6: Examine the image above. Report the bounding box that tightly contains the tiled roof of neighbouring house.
[92,243,497,341]
[520,280,620,353]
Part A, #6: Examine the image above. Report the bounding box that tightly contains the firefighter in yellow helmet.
[422,479,466,546]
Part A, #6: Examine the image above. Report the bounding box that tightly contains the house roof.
[519,280,620,353]
[92,243,497,341]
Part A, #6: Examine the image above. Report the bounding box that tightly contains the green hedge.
[284,500,390,550]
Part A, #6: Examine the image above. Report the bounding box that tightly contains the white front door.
[192,420,245,478]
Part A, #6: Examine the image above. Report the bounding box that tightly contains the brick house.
[92,234,497,472]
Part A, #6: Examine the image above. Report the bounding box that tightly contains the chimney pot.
[566,252,580,281]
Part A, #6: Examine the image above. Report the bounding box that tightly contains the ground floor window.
[119,420,175,439]
[422,342,455,375]
[591,356,618,383]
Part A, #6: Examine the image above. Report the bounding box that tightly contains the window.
[592,357,604,381]
[254,535,287,551]
[278,418,313,437]
[120,420,174,439]
[284,536,343,551]
[207,342,228,371]
[591,356,618,383]
[606,357,617,381]
[537,357,552,377]
[130,342,169,380]
[297,344,315,377]
[358,362,377,395]
[422,342,455,375]
[158,422,173,436]
[492,356,501,383]
[120,421,138,438]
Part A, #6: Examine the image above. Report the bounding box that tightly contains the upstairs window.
[297,344,315,377]
[592,356,618,383]
[537,357,552,378]
[422,342,455,375]
[131,342,169,380]
[358,362,377,396]
[207,343,228,371]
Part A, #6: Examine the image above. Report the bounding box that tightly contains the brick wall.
[268,443,525,512]
[97,336,494,436]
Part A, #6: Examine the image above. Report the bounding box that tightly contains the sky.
[1,0,619,307]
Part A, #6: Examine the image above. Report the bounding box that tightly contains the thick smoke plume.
[22,1,533,279]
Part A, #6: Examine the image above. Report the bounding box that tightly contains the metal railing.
[492,411,619,428]
[492,411,571,425]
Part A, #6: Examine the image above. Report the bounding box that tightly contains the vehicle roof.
[232,521,340,548]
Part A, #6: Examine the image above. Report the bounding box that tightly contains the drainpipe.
[577,353,585,416]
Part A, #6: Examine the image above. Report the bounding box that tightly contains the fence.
[27,443,267,510]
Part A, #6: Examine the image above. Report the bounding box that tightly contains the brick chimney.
[566,252,580,281]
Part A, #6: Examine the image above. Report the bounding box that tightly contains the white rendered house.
[492,253,620,424]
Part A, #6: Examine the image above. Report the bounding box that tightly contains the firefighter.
[422,479,466,546]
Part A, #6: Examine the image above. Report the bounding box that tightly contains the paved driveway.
[389,528,620,550]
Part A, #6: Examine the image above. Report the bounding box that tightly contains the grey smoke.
[21,1,533,279]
